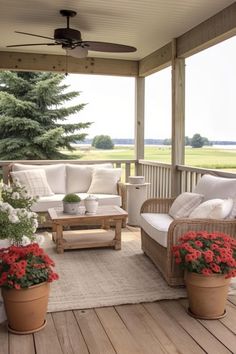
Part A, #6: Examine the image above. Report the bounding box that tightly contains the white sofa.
[140,174,236,286]
[10,163,125,216]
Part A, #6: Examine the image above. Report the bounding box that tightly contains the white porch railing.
[138,160,236,199]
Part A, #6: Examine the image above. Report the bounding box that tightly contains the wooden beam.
[171,39,185,197]
[134,77,145,168]
[0,51,139,77]
[177,3,236,58]
[139,43,171,77]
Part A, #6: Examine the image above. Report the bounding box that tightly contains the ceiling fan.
[7,9,137,58]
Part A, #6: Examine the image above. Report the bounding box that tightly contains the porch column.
[171,39,185,196]
[134,76,145,175]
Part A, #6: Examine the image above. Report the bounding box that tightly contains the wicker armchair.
[140,197,236,287]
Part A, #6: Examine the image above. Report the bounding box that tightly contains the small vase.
[2,282,50,334]
[184,271,230,319]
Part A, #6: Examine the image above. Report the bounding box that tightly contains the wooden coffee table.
[48,205,128,253]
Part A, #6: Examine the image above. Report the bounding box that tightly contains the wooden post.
[135,76,145,175]
[171,39,185,197]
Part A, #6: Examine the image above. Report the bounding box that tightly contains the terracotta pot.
[2,282,50,334]
[184,271,230,319]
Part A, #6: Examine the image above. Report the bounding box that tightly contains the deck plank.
[144,302,205,354]
[116,303,172,354]
[179,299,236,353]
[52,311,89,354]
[0,322,8,354]
[227,295,236,306]
[95,306,143,354]
[220,301,236,334]
[9,333,35,354]
[74,309,116,354]
[34,314,63,354]
[161,300,231,354]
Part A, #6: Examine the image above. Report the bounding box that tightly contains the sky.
[64,35,236,141]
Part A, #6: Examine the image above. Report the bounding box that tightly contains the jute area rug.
[45,229,187,312]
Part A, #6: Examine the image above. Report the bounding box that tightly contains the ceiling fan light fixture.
[66,46,88,58]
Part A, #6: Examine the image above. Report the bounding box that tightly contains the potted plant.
[0,243,58,333]
[0,180,58,333]
[62,193,81,214]
[173,231,236,319]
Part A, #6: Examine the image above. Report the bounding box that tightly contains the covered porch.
[0,1,236,353]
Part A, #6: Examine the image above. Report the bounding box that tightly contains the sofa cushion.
[189,198,233,219]
[11,169,54,197]
[12,163,66,194]
[66,163,113,193]
[31,193,121,212]
[194,174,236,201]
[169,192,203,219]
[88,168,122,195]
[140,213,174,248]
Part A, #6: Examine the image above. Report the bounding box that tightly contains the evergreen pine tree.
[0,71,91,159]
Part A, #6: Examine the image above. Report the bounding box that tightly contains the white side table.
[125,182,150,226]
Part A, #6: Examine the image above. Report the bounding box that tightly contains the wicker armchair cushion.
[194,174,236,201]
[189,198,233,219]
[169,192,203,219]
[140,213,174,248]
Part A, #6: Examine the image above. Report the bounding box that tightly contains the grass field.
[62,145,236,171]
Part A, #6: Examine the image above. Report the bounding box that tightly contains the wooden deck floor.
[0,296,236,354]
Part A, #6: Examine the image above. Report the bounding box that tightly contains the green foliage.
[63,193,81,203]
[190,134,212,148]
[0,71,92,159]
[191,133,205,148]
[92,135,114,149]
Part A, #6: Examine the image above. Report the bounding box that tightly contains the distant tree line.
[163,134,212,148]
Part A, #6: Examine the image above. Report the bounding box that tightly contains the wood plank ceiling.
[0,0,234,61]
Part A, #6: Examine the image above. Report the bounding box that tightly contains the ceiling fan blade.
[7,43,59,48]
[15,31,54,40]
[81,41,136,53]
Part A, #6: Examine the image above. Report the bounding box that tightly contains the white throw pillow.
[228,199,236,219]
[11,169,54,197]
[12,163,66,194]
[87,168,122,195]
[66,163,113,193]
[189,198,233,219]
[194,174,236,201]
[169,192,204,219]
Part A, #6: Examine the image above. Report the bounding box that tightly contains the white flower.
[35,234,45,246]
[8,213,19,223]
[33,219,39,228]
[21,236,31,246]
[16,209,28,217]
[2,203,13,212]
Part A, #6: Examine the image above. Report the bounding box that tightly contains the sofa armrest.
[140,198,175,214]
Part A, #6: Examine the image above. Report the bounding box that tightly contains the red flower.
[0,243,59,289]
[172,231,236,278]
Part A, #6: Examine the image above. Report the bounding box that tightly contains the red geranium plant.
[0,243,59,289]
[172,231,236,278]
